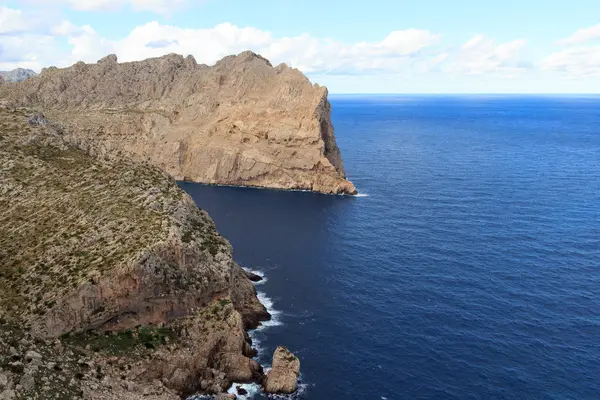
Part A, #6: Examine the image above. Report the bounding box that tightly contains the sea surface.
[180,95,600,400]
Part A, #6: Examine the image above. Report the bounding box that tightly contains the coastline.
[0,107,298,400]
[177,180,359,197]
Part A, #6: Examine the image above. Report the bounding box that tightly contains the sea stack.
[263,346,301,394]
[0,51,357,195]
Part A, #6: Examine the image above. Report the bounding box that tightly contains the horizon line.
[328,93,600,96]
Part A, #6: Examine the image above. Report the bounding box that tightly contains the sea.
[179,95,600,400]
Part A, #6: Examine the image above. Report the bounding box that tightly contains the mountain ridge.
[0,68,38,83]
[0,52,357,195]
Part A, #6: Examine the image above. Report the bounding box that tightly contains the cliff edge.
[0,107,280,399]
[0,52,356,195]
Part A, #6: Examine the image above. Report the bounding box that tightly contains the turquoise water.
[181,95,600,399]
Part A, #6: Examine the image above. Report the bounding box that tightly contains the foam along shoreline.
[188,270,287,400]
[245,269,267,285]
[227,380,309,400]
[231,276,289,399]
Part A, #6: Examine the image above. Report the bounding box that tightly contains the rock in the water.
[236,385,248,395]
[263,346,300,394]
[243,270,263,282]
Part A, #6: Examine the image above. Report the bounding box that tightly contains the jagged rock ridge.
[0,68,38,83]
[0,52,356,195]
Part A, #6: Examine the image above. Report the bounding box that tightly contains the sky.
[2,0,600,93]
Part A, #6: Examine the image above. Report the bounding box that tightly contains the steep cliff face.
[0,52,356,195]
[0,107,270,399]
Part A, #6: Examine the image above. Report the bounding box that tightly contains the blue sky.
[2,0,600,93]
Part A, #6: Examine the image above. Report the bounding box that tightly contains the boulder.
[263,346,300,394]
[19,373,35,391]
[243,270,263,283]
[25,350,43,366]
[0,372,8,389]
[236,385,247,395]
[1,389,16,399]
[27,114,48,127]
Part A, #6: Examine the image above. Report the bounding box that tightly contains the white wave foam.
[245,268,267,285]
[188,283,306,400]
[256,292,283,329]
[355,192,369,197]
[227,382,262,399]
[264,380,310,399]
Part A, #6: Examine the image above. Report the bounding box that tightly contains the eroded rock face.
[263,346,301,394]
[0,108,269,398]
[0,52,357,195]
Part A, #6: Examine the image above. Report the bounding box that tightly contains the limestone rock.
[263,346,300,394]
[24,350,43,366]
[0,52,356,195]
[0,68,37,83]
[19,373,35,391]
[215,394,236,400]
[0,372,8,389]
[0,108,271,399]
[27,113,48,126]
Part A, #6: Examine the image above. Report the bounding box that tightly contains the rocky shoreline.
[0,107,299,399]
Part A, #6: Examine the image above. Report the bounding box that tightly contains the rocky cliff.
[0,68,38,83]
[0,52,356,195]
[0,107,279,399]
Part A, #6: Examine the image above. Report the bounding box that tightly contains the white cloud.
[55,21,442,76]
[445,34,527,76]
[52,20,86,36]
[558,23,600,45]
[27,0,189,14]
[0,6,49,34]
[542,46,600,76]
[0,7,65,71]
[544,23,600,77]
[0,5,537,87]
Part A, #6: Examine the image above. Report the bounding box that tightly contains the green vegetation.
[61,326,178,356]
[0,107,222,323]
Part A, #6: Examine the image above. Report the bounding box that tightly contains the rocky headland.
[0,106,298,399]
[0,52,356,195]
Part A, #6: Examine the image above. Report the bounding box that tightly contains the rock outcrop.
[0,106,272,399]
[0,68,37,83]
[263,346,301,394]
[0,52,356,195]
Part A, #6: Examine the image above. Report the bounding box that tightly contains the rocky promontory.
[0,107,299,399]
[263,346,301,394]
[0,52,356,195]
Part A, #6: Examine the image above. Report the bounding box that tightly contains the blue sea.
[180,95,600,400]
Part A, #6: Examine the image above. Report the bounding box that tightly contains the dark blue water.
[180,95,600,400]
